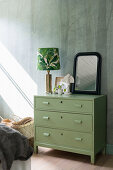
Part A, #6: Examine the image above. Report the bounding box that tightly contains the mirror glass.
[75,55,97,91]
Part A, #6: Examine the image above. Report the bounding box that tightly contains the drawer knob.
[75,137,82,141]
[43,133,50,137]
[75,104,82,108]
[43,102,49,105]
[43,116,49,120]
[74,120,82,124]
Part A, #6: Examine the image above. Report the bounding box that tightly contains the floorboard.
[31,147,113,170]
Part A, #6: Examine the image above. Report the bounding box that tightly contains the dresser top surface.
[35,94,106,100]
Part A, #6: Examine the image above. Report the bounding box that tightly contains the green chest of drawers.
[34,94,106,164]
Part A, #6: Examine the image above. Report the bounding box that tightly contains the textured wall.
[0,96,4,117]
[0,0,113,144]
[0,0,35,118]
[106,0,113,144]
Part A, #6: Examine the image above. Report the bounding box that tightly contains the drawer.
[35,97,93,113]
[35,111,92,132]
[35,127,92,151]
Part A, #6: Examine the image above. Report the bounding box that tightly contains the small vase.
[58,89,63,95]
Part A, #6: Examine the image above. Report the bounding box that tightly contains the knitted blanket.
[0,124,33,170]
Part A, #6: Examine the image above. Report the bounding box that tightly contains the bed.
[0,159,31,170]
[0,124,33,170]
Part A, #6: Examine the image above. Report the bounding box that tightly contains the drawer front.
[35,127,92,151]
[35,98,93,113]
[35,111,92,132]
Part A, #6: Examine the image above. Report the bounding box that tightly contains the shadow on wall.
[0,96,13,119]
[0,42,37,118]
[0,95,4,117]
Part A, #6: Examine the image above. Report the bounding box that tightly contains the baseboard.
[106,144,113,155]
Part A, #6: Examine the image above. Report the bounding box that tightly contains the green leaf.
[37,48,60,70]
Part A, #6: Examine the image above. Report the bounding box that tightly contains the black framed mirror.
[72,52,102,95]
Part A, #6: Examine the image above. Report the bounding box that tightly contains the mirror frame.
[72,52,102,95]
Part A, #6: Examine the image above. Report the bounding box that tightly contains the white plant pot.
[58,89,63,95]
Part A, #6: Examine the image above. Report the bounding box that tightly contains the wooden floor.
[31,147,113,170]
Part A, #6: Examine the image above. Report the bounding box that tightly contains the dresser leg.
[34,144,38,154]
[91,155,95,164]
[102,147,106,155]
